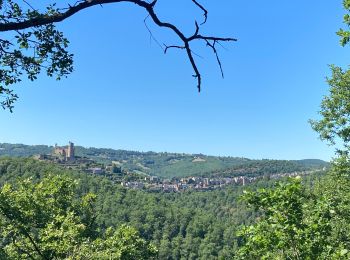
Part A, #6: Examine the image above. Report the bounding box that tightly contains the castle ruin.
[53,142,75,161]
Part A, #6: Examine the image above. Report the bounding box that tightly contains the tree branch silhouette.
[0,0,236,111]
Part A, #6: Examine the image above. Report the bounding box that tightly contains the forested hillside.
[206,159,328,178]
[0,143,328,178]
[0,157,311,259]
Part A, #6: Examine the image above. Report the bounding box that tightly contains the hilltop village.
[34,142,121,175]
[33,142,322,193]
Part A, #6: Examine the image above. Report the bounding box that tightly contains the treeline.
[0,143,52,157]
[204,159,328,178]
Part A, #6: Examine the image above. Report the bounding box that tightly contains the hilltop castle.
[53,142,75,161]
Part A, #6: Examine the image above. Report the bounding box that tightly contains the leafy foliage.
[338,0,350,46]
[310,66,350,153]
[0,157,267,259]
[311,1,350,155]
[237,178,308,259]
[0,1,73,111]
[236,161,350,259]
[0,172,156,259]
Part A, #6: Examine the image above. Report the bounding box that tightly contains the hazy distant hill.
[0,143,52,157]
[0,143,329,178]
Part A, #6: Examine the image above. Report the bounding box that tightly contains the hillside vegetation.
[0,158,260,259]
[0,143,328,178]
[4,150,350,260]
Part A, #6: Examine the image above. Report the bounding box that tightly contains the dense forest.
[0,157,331,259]
[0,158,254,259]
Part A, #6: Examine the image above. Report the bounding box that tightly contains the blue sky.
[0,0,347,160]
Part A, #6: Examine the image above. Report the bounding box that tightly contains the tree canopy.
[337,0,350,46]
[0,157,262,259]
[310,0,350,154]
[236,171,350,259]
[0,0,235,111]
[310,65,350,153]
[0,173,157,259]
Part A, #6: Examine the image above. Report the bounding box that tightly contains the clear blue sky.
[0,0,347,161]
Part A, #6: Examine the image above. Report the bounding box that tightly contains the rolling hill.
[0,143,329,178]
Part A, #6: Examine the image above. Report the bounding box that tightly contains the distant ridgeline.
[204,159,329,178]
[0,143,329,179]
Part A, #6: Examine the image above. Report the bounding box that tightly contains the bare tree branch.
[164,44,185,54]
[192,0,207,25]
[0,0,236,93]
[143,14,164,51]
[206,40,224,78]
[141,1,236,91]
[22,0,36,11]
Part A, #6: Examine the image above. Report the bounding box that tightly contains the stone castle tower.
[67,142,75,161]
[54,142,75,161]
